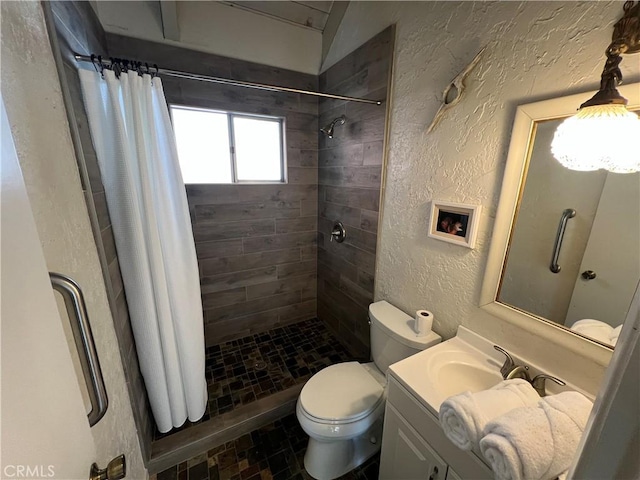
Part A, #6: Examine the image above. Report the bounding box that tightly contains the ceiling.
[219,1,334,32]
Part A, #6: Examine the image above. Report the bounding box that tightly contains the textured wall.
[323,1,639,392]
[1,1,146,477]
[106,34,319,347]
[317,27,393,358]
[48,1,155,460]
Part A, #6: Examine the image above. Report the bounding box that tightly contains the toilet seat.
[297,301,442,480]
[298,362,385,424]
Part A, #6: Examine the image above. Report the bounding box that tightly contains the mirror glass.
[497,111,640,348]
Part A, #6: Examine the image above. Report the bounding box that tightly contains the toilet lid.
[299,362,384,422]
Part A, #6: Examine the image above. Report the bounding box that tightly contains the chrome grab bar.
[549,208,576,274]
[50,272,108,426]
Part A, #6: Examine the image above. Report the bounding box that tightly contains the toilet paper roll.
[415,310,434,336]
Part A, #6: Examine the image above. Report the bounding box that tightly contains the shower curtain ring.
[110,57,122,78]
[97,55,106,77]
[91,54,104,77]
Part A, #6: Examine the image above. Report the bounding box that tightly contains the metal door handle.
[429,466,439,480]
[90,455,126,480]
[549,208,576,273]
[50,272,108,426]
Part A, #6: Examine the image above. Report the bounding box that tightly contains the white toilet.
[296,300,441,480]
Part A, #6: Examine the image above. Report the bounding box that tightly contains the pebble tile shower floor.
[152,414,380,480]
[155,318,357,440]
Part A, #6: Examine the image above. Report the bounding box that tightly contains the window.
[170,105,286,184]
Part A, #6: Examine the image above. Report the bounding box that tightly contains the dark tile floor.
[152,414,380,480]
[155,318,358,440]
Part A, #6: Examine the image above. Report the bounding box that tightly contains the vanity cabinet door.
[380,404,449,480]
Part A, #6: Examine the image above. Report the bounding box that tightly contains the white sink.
[435,359,502,399]
[388,327,504,415]
[388,326,594,416]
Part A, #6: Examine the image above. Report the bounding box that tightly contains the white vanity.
[378,326,591,480]
[380,377,493,480]
[379,327,497,479]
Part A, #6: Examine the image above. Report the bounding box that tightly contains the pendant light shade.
[551,104,640,173]
[551,0,640,174]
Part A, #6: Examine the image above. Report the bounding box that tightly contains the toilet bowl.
[297,301,441,480]
[297,362,386,479]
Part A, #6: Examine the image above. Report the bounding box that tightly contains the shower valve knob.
[330,222,346,243]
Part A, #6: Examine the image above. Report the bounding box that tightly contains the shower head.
[320,115,346,138]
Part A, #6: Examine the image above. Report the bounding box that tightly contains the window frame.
[169,104,287,184]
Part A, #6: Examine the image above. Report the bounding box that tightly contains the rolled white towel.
[570,319,613,344]
[610,324,622,345]
[479,391,593,480]
[439,379,539,451]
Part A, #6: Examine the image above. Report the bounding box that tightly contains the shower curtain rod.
[74,54,383,106]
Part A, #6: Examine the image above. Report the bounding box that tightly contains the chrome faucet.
[505,365,531,381]
[531,373,566,397]
[493,345,566,396]
[494,345,530,380]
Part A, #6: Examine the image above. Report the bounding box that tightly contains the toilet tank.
[369,301,441,374]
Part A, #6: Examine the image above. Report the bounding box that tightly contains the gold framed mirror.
[480,83,639,364]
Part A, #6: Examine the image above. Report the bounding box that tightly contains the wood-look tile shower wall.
[106,35,319,347]
[317,27,394,358]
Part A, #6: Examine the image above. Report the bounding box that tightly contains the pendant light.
[551,1,640,174]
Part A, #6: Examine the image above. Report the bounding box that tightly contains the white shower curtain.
[79,69,207,432]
